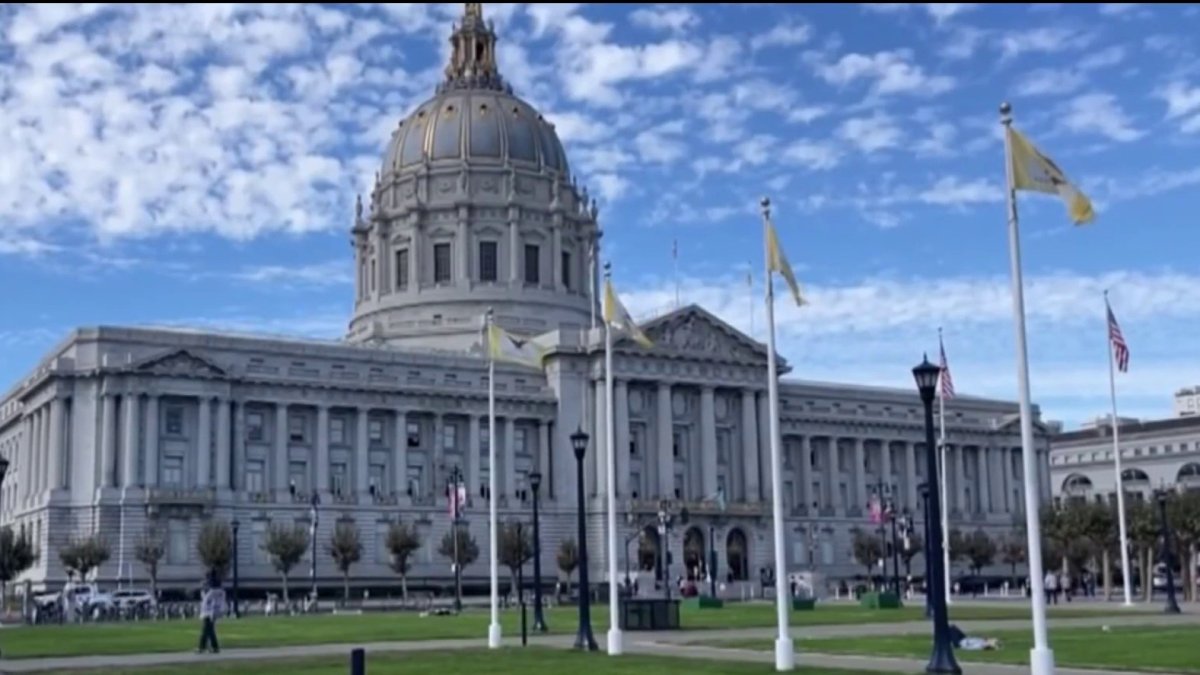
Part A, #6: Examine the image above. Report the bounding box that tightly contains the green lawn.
[2,601,1137,661]
[710,625,1200,674]
[38,648,894,675]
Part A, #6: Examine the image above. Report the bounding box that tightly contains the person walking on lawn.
[197,573,227,654]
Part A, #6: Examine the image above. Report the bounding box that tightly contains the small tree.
[947,528,967,573]
[59,535,110,582]
[965,529,996,575]
[385,521,422,600]
[263,523,311,604]
[850,528,883,578]
[134,528,166,600]
[498,521,533,600]
[327,521,362,604]
[556,538,579,601]
[0,527,37,600]
[438,526,479,572]
[1000,531,1026,581]
[197,520,233,582]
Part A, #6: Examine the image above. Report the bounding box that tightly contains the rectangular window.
[331,462,348,496]
[330,418,346,444]
[162,456,184,487]
[479,241,498,282]
[524,244,540,284]
[247,412,265,442]
[369,419,384,443]
[561,251,571,290]
[245,460,265,493]
[369,463,386,494]
[407,465,423,497]
[376,522,390,564]
[252,521,268,565]
[168,519,189,565]
[370,258,376,291]
[515,427,528,455]
[289,461,307,492]
[395,248,409,291]
[434,243,451,283]
[407,421,421,448]
[289,414,306,443]
[442,425,457,451]
[165,406,184,436]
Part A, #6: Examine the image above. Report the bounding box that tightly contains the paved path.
[2,612,1195,673]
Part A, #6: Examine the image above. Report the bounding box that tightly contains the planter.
[859,591,903,609]
[791,598,817,611]
[683,596,725,610]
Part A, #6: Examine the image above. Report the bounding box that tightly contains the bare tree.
[134,528,166,600]
[498,521,532,600]
[327,521,362,604]
[385,521,422,600]
[263,523,311,604]
[438,527,479,571]
[556,538,578,602]
[196,520,233,582]
[59,535,110,583]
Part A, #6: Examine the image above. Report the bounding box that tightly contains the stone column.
[798,436,813,512]
[551,225,563,290]
[880,440,893,496]
[954,445,967,513]
[356,407,370,497]
[47,398,64,487]
[274,402,289,493]
[656,383,673,499]
[823,438,836,511]
[467,414,481,501]
[215,399,231,490]
[21,415,35,501]
[852,438,866,511]
[740,390,760,502]
[410,225,422,290]
[232,402,246,492]
[978,446,991,516]
[757,392,772,501]
[538,420,551,496]
[100,394,117,488]
[33,410,44,494]
[196,397,211,488]
[457,216,469,287]
[431,414,443,494]
[699,386,718,497]
[614,380,630,498]
[122,395,139,488]
[508,220,520,285]
[503,416,516,498]
[396,411,411,501]
[593,380,608,497]
[316,405,330,495]
[904,441,918,510]
[144,396,159,488]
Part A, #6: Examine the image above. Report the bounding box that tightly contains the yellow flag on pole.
[603,278,654,349]
[766,216,807,307]
[486,323,546,368]
[1007,125,1095,225]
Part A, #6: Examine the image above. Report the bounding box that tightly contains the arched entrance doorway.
[726,528,749,581]
[683,527,706,581]
[638,526,661,578]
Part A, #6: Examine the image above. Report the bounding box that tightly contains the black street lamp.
[309,493,320,606]
[888,499,902,595]
[914,355,961,675]
[1,454,8,659]
[231,518,241,618]
[446,466,465,613]
[918,484,931,619]
[656,503,679,601]
[529,471,547,632]
[707,524,718,599]
[1154,489,1182,615]
[570,427,598,651]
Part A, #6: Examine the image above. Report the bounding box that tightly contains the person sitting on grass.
[949,624,1001,651]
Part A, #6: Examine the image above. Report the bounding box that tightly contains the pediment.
[993,413,1052,435]
[133,349,226,378]
[619,304,779,366]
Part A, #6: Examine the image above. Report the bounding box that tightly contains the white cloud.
[998,27,1093,59]
[1060,93,1144,142]
[1078,45,1126,70]
[816,49,955,96]
[836,113,903,153]
[629,6,701,33]
[232,260,353,288]
[592,174,632,203]
[1014,68,1086,97]
[913,122,958,157]
[750,21,812,50]
[782,140,842,170]
[1098,3,1137,16]
[862,3,978,24]
[787,105,832,124]
[939,26,987,60]
[917,176,1001,206]
[634,120,688,164]
[543,110,611,145]
[1157,81,1200,133]
[734,134,778,168]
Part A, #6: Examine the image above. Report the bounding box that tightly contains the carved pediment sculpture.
[643,311,762,362]
[134,350,226,378]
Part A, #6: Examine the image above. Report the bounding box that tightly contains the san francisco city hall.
[0,4,1052,596]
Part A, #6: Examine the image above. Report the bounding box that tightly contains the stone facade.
[0,4,1053,596]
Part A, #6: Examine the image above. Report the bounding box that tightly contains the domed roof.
[379,3,569,181]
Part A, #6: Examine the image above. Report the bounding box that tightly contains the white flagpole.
[486,308,502,649]
[748,267,756,339]
[589,238,598,332]
[1105,290,1134,607]
[1000,102,1055,675]
[603,263,623,656]
[937,347,952,607]
[760,198,794,672]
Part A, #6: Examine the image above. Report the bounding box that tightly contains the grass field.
[35,648,894,675]
[3,601,1141,661]
[709,624,1200,674]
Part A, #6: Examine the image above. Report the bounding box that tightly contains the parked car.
[111,588,157,610]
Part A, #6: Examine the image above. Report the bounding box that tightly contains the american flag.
[1107,298,1130,373]
[938,333,955,399]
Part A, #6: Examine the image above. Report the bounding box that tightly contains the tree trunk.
[343,571,350,606]
[1102,549,1111,601]
[1142,548,1153,602]
[401,574,409,601]
[282,572,290,604]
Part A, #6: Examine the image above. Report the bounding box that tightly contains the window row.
[367,242,575,291]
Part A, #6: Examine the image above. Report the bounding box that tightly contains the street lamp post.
[656,503,677,601]
[1,455,8,658]
[309,493,320,607]
[919,484,932,619]
[570,428,598,651]
[1154,489,1182,615]
[447,466,464,614]
[707,524,718,599]
[529,471,547,632]
[914,355,961,675]
[231,518,241,618]
[889,500,902,595]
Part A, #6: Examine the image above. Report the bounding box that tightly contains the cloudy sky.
[2,3,1198,429]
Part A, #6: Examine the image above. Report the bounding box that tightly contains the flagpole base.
[607,627,624,656]
[488,622,502,649]
[774,637,795,671]
[1030,646,1055,675]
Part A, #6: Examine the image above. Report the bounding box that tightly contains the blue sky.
[2,2,1199,429]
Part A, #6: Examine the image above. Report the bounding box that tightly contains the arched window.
[726,529,749,581]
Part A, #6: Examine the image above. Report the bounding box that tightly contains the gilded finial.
[589,198,598,220]
[465,3,483,20]
[355,194,363,220]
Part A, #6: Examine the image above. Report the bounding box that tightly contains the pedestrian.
[1043,570,1058,605]
[197,573,226,654]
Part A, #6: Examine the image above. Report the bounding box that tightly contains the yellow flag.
[487,323,546,369]
[603,279,654,349]
[766,217,807,307]
[1008,125,1095,225]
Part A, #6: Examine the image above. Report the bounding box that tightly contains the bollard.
[350,647,365,675]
